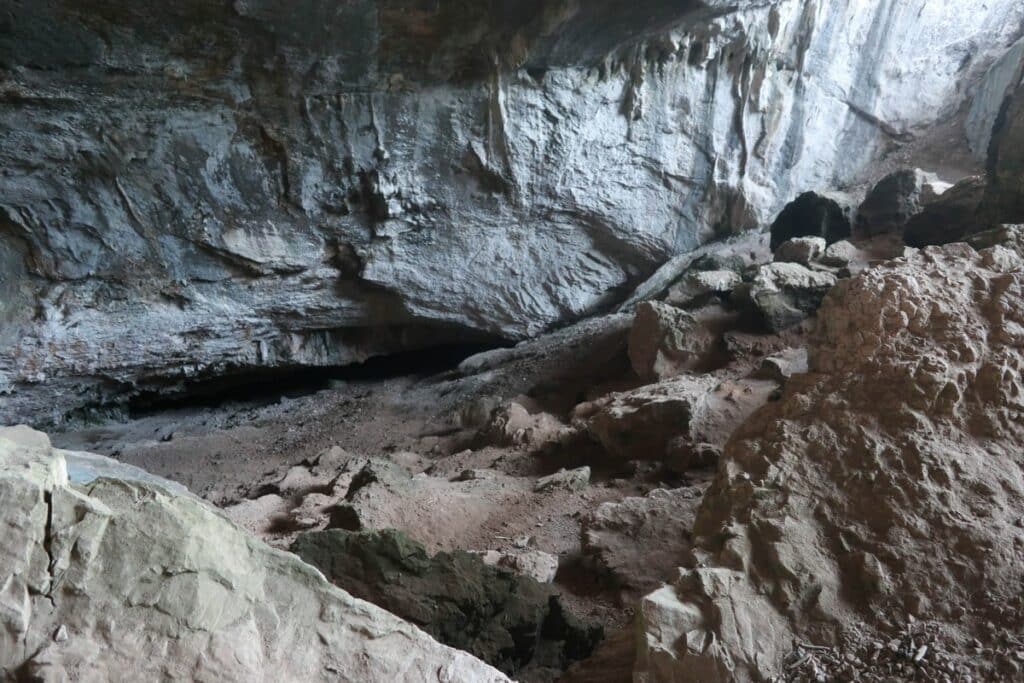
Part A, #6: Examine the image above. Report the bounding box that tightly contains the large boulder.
[627,301,717,381]
[291,529,602,679]
[855,168,951,237]
[736,262,838,332]
[903,175,991,246]
[635,242,1024,682]
[0,427,507,681]
[769,192,853,250]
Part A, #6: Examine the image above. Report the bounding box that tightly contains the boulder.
[769,191,853,250]
[737,262,838,332]
[0,427,507,682]
[855,168,951,237]
[755,347,809,382]
[819,239,860,268]
[573,375,776,463]
[903,175,991,246]
[772,236,826,265]
[581,487,705,593]
[291,529,602,678]
[665,270,742,308]
[627,301,717,381]
[474,549,560,584]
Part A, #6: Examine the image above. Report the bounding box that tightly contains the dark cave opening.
[126,340,512,417]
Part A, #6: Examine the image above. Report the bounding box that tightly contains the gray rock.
[627,301,717,381]
[534,466,591,493]
[0,426,507,681]
[856,169,951,237]
[3,1,1023,422]
[773,237,827,265]
[473,549,560,584]
[756,347,810,383]
[666,270,743,308]
[739,262,838,332]
[988,77,1024,224]
[904,176,991,247]
[820,240,860,268]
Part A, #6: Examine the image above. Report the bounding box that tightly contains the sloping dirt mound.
[636,241,1024,681]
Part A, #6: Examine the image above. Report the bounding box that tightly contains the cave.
[3,1,1024,681]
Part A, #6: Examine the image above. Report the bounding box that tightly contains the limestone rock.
[574,375,776,463]
[903,175,991,246]
[665,270,742,308]
[988,77,1024,223]
[772,236,826,265]
[855,168,952,237]
[628,301,717,381]
[581,487,704,593]
[474,549,560,584]
[819,239,860,268]
[756,347,809,382]
[479,400,572,451]
[0,427,507,682]
[966,35,1024,160]
[738,262,838,332]
[4,1,1024,422]
[637,243,1024,681]
[291,529,601,678]
[769,192,853,250]
[534,467,591,493]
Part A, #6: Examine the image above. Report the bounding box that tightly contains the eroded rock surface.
[0,426,507,682]
[635,242,1024,681]
[3,0,1023,422]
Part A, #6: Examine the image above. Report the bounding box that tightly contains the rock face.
[989,78,1024,223]
[3,1,1023,423]
[635,242,1024,681]
[855,169,950,237]
[0,426,507,682]
[291,529,602,679]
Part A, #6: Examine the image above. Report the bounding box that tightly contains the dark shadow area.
[127,341,509,416]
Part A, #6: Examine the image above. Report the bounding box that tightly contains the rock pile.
[635,240,1024,681]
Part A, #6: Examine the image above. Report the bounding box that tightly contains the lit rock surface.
[0,426,507,682]
[635,242,1024,681]
[2,1,1023,422]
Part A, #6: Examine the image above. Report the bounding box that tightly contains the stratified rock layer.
[0,426,507,682]
[3,0,1023,422]
[636,241,1024,681]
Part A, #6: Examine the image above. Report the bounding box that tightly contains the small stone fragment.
[534,466,591,492]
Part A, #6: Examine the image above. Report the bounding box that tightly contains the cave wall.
[2,0,1023,422]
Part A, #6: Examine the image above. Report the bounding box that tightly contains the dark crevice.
[126,341,511,416]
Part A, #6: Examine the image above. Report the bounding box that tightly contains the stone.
[903,176,991,246]
[574,375,776,463]
[4,1,1024,422]
[291,529,601,678]
[478,401,572,451]
[0,427,507,681]
[474,549,560,584]
[819,239,860,268]
[966,35,1024,160]
[666,270,743,308]
[756,347,809,382]
[855,169,952,237]
[581,487,705,593]
[534,466,591,493]
[769,192,853,250]
[738,262,838,332]
[627,301,717,381]
[636,243,1024,681]
[773,236,827,265]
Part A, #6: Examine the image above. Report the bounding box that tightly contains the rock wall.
[2,0,1023,422]
[0,425,508,681]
